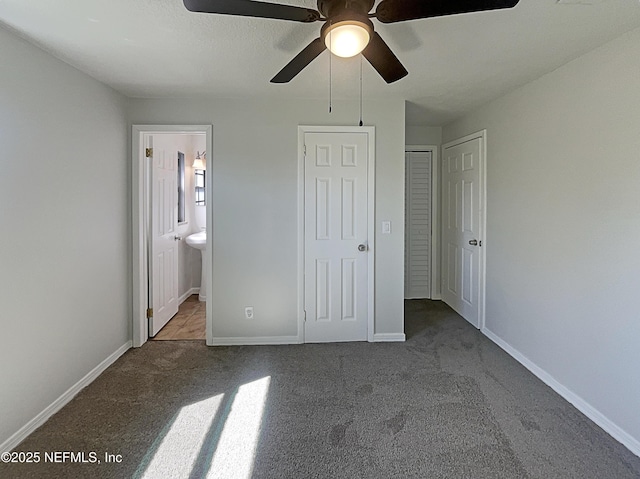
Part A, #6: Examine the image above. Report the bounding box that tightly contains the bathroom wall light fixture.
[193,150,206,170]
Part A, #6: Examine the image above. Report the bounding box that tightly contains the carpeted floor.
[2,300,639,478]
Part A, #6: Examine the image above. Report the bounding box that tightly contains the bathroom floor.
[151,295,205,340]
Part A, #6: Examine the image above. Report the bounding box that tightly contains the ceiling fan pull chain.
[359,54,363,126]
[329,25,332,113]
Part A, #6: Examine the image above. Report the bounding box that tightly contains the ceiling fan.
[183,0,520,84]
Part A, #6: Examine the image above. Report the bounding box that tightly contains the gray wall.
[0,26,130,445]
[128,98,406,340]
[405,124,442,146]
[443,27,640,448]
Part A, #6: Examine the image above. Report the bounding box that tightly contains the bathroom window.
[177,152,186,223]
[195,170,206,206]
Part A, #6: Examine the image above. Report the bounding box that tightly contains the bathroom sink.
[185,231,206,251]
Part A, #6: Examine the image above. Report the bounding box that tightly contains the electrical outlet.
[245,307,254,319]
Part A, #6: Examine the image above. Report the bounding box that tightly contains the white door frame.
[441,130,487,330]
[405,144,441,300]
[131,124,213,348]
[297,125,376,342]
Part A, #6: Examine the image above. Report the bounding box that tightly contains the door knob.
[469,239,478,246]
[358,244,367,252]
[174,235,182,241]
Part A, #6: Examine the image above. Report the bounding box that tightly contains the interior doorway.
[132,125,213,347]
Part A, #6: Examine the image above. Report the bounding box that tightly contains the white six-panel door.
[303,131,370,342]
[147,134,180,336]
[442,135,483,328]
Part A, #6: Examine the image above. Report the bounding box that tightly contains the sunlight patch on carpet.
[139,394,224,478]
[206,376,271,479]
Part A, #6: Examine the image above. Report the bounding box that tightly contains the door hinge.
[146,308,153,318]
[145,148,153,158]
[303,144,307,157]
[303,310,307,322]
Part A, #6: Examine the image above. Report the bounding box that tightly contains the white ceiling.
[1,0,639,125]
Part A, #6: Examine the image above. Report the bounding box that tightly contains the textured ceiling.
[1,0,639,125]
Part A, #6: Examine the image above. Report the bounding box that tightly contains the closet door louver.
[405,151,432,299]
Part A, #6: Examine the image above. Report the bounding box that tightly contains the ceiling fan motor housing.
[318,0,375,19]
[320,13,373,40]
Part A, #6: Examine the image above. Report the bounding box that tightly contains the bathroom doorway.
[132,125,213,347]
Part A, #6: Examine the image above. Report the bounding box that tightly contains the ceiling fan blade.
[271,38,326,83]
[184,0,320,23]
[375,0,520,23]
[362,32,408,84]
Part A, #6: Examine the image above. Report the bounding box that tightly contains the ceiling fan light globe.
[324,23,370,58]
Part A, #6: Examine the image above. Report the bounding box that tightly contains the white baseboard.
[373,333,406,342]
[179,288,200,304]
[209,336,301,346]
[404,295,442,301]
[0,341,132,453]
[482,327,640,458]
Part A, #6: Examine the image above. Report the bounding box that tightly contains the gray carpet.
[2,300,639,478]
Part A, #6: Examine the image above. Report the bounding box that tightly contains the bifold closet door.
[405,151,432,299]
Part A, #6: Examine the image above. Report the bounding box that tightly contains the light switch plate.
[382,221,391,234]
